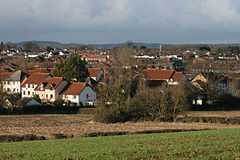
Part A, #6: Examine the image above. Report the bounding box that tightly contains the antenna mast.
[158,44,162,67]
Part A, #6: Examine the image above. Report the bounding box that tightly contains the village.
[1,42,240,111]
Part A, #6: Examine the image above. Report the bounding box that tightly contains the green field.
[1,129,240,160]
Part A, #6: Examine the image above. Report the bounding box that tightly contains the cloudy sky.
[1,0,240,43]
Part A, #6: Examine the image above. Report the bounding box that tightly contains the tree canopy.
[53,55,88,82]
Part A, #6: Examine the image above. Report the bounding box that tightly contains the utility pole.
[158,44,162,67]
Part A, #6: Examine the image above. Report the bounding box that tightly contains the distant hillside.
[17,41,83,49]
[16,41,240,49]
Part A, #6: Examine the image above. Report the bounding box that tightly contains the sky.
[1,0,240,43]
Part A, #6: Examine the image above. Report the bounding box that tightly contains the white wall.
[63,86,96,106]
[35,81,68,102]
[2,81,21,94]
[79,86,96,106]
[22,84,38,98]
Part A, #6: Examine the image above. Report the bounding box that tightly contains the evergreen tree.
[53,55,88,82]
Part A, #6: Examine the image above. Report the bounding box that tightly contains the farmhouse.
[21,73,49,98]
[62,82,96,106]
[35,77,68,102]
[0,70,26,94]
[88,67,104,82]
[143,68,183,87]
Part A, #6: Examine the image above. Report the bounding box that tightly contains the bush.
[53,99,65,107]
[95,104,128,123]
[95,85,189,123]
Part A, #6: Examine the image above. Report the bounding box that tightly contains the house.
[35,77,68,102]
[62,82,96,106]
[0,70,26,94]
[21,73,49,98]
[143,68,183,87]
[88,67,104,82]
[191,73,208,90]
[80,53,111,64]
[192,95,207,106]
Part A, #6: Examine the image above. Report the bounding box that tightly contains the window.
[7,81,10,85]
[50,94,53,99]
[46,94,48,98]
[86,94,89,99]
[73,95,76,99]
[7,88,10,92]
[23,91,25,95]
[28,91,30,95]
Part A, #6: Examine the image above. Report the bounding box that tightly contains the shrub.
[95,104,127,123]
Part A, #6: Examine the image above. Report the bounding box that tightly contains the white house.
[21,73,49,98]
[35,77,68,102]
[62,82,96,106]
[0,70,25,94]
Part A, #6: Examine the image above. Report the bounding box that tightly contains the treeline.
[94,48,189,123]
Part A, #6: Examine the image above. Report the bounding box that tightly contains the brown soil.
[0,114,239,142]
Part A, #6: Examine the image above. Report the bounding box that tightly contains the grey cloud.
[0,0,240,43]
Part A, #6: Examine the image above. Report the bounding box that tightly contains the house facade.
[0,70,25,94]
[62,82,96,106]
[35,77,68,102]
[21,73,49,98]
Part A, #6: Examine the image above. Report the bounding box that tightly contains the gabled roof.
[191,73,207,83]
[0,71,12,80]
[144,68,183,82]
[28,68,52,74]
[88,68,101,78]
[63,82,87,95]
[144,68,175,80]
[0,70,23,81]
[21,72,49,86]
[35,77,65,91]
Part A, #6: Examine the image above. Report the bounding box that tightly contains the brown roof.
[63,82,86,95]
[144,68,183,82]
[88,68,101,78]
[0,71,12,80]
[144,69,175,80]
[21,73,49,86]
[28,68,52,74]
[35,77,64,91]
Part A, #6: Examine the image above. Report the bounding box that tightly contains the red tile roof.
[28,68,52,74]
[63,82,86,95]
[0,71,12,80]
[144,68,183,81]
[35,77,64,91]
[144,69,175,80]
[21,73,49,86]
[88,68,101,78]
[47,77,63,86]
